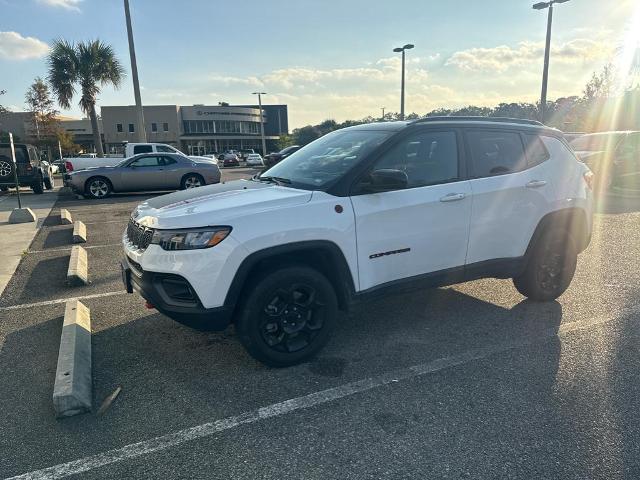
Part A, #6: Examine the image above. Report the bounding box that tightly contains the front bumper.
[121,257,233,331]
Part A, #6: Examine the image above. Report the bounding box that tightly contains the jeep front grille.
[126,218,154,251]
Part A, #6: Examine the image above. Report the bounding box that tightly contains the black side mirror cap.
[362,169,408,193]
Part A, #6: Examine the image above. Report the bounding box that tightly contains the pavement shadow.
[15,256,69,304]
[42,227,73,249]
[595,194,640,214]
[0,316,62,453]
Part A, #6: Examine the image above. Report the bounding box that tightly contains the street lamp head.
[393,47,403,52]
[533,1,550,9]
[252,92,267,95]
[403,44,415,50]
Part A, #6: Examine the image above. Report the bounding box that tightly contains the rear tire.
[31,175,44,194]
[44,174,54,190]
[513,228,578,301]
[181,173,205,190]
[85,176,112,199]
[236,266,338,367]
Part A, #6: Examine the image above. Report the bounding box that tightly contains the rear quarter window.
[523,134,551,167]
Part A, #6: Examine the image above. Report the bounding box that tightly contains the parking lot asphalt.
[1,173,640,479]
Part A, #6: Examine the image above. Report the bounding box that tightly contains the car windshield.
[571,133,625,152]
[259,130,392,189]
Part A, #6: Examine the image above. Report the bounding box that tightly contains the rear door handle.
[440,193,466,202]
[526,180,547,188]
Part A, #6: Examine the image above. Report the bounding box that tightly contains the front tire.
[85,176,112,199]
[181,173,205,190]
[236,266,338,367]
[513,228,578,301]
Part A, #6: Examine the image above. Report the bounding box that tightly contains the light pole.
[252,92,267,157]
[533,0,570,123]
[124,0,147,142]
[393,44,414,120]
[381,107,386,121]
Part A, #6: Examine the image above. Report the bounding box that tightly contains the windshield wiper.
[256,175,291,186]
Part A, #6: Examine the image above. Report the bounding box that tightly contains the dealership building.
[101,103,289,155]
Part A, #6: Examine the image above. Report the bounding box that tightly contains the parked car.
[0,143,54,193]
[201,154,219,164]
[245,153,264,166]
[218,153,240,167]
[239,149,256,160]
[570,131,640,191]
[64,152,221,199]
[263,145,301,168]
[52,159,66,173]
[64,143,184,172]
[121,117,593,367]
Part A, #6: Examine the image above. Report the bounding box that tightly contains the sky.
[0,0,638,129]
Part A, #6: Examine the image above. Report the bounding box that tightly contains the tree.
[0,89,8,114]
[25,77,59,144]
[48,39,125,157]
[56,129,81,157]
[218,101,230,107]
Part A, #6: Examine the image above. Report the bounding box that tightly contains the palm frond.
[47,38,78,110]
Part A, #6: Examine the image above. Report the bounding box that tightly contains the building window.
[151,123,158,132]
[116,123,123,133]
[128,123,135,133]
[163,122,169,132]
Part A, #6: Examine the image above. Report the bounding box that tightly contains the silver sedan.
[64,153,221,199]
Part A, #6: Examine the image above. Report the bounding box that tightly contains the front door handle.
[526,180,547,188]
[440,193,466,202]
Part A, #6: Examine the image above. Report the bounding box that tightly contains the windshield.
[571,133,625,152]
[260,130,392,189]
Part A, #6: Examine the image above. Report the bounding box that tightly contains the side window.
[129,156,161,168]
[619,134,640,158]
[466,130,527,178]
[116,123,123,133]
[128,123,135,133]
[156,145,176,153]
[373,130,459,188]
[133,145,153,154]
[151,123,158,133]
[523,134,550,167]
[160,155,177,166]
[163,122,169,132]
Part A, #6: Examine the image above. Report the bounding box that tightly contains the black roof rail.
[411,116,544,127]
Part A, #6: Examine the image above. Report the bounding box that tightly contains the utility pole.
[253,92,267,156]
[381,107,385,121]
[124,0,147,142]
[533,0,571,123]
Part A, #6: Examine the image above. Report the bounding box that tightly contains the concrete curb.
[53,300,92,418]
[67,245,89,286]
[60,208,73,225]
[72,220,87,243]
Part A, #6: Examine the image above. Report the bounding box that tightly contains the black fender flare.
[223,240,356,312]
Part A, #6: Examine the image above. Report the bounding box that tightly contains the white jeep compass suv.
[122,117,594,367]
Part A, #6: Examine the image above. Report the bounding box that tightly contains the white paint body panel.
[350,181,472,290]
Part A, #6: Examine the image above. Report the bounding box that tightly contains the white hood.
[132,179,312,229]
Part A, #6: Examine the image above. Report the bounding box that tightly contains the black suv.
[263,145,301,168]
[0,143,53,194]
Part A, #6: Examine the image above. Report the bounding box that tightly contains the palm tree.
[48,39,125,157]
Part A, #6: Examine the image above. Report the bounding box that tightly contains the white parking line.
[27,244,122,254]
[0,291,126,312]
[7,312,627,480]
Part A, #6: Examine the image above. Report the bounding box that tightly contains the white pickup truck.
[64,143,186,172]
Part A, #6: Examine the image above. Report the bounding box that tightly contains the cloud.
[0,31,50,60]
[38,0,82,12]
[208,74,264,88]
[446,39,615,72]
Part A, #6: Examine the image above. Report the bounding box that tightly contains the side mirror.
[363,169,408,193]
